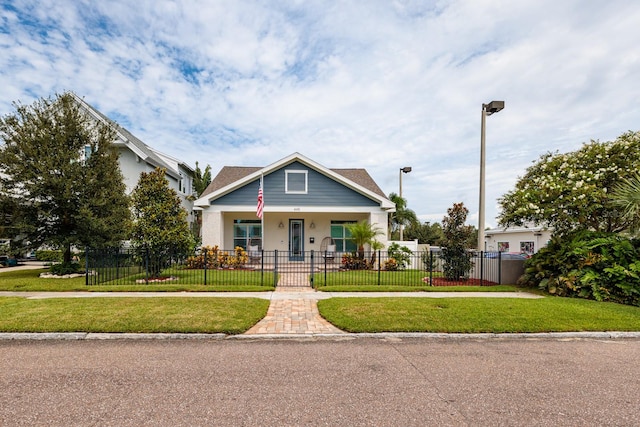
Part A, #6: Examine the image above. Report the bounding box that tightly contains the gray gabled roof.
[198,153,392,209]
[71,93,185,179]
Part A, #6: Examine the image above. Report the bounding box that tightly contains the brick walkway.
[244,272,345,335]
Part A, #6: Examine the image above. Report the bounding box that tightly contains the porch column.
[201,209,223,247]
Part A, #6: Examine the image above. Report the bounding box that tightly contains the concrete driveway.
[1,337,638,426]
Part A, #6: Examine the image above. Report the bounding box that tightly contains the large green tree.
[0,92,131,263]
[404,221,444,245]
[131,167,194,277]
[498,131,640,235]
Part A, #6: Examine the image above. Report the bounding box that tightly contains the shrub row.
[520,231,640,306]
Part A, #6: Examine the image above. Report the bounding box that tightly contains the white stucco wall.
[484,228,553,254]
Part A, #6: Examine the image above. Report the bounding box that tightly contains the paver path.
[244,272,345,335]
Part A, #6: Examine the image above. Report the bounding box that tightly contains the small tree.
[388,192,418,240]
[346,221,382,259]
[190,161,212,242]
[193,161,212,196]
[611,173,640,235]
[131,168,194,278]
[441,202,474,280]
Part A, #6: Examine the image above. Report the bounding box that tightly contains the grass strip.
[317,297,640,333]
[316,285,518,292]
[0,269,275,292]
[0,297,270,334]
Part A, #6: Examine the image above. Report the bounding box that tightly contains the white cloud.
[2,0,640,228]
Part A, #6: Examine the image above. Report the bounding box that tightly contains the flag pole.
[260,173,264,250]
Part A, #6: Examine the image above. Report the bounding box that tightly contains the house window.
[498,242,509,252]
[331,221,357,252]
[520,241,534,255]
[285,170,308,194]
[234,220,262,250]
[83,145,92,161]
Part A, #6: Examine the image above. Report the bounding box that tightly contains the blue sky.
[2,0,640,228]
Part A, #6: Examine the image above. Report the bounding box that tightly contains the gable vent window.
[285,170,308,194]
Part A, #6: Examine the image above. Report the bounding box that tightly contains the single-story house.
[195,153,394,256]
[484,225,552,255]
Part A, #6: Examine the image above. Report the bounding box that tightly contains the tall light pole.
[478,100,504,252]
[399,166,412,241]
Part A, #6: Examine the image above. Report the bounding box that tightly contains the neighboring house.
[72,94,195,224]
[484,225,552,255]
[195,153,394,256]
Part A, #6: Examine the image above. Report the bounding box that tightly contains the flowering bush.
[341,253,373,270]
[499,131,640,235]
[384,258,398,271]
[186,245,248,269]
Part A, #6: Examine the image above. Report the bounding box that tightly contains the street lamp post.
[478,100,504,252]
[399,166,412,241]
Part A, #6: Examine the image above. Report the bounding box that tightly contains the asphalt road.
[1,337,639,426]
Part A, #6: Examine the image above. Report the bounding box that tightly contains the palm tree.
[611,173,640,234]
[388,192,418,240]
[346,221,382,259]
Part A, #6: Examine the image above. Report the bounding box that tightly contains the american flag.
[256,184,264,219]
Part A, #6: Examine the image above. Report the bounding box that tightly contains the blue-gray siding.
[212,162,379,207]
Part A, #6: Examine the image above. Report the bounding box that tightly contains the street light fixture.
[478,101,504,252]
[399,166,412,241]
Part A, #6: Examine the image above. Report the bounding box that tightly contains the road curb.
[2,331,640,341]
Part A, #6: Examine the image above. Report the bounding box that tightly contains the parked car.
[483,252,528,260]
[0,255,18,267]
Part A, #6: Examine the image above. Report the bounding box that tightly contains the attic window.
[285,170,307,194]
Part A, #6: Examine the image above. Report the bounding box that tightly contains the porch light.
[310,221,315,229]
[278,221,284,228]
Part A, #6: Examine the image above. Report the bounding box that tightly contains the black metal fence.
[85,247,520,288]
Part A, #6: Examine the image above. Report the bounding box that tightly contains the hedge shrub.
[520,231,640,306]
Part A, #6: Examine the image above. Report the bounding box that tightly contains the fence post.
[260,249,264,287]
[85,247,89,286]
[145,247,149,284]
[429,251,433,286]
[377,250,381,286]
[498,251,502,285]
[203,248,207,286]
[274,249,279,288]
[480,251,484,286]
[310,250,315,289]
[323,250,327,288]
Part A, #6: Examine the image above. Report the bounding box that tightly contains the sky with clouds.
[1,0,639,228]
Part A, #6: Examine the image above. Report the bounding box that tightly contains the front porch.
[202,210,389,253]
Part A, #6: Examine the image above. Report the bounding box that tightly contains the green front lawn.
[0,297,270,334]
[0,268,275,292]
[318,297,640,333]
[316,284,518,292]
[314,269,432,287]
